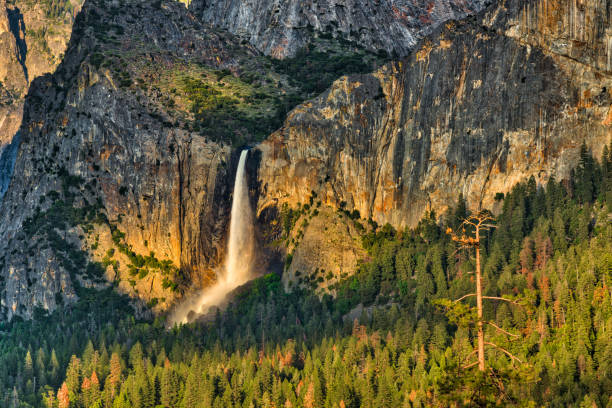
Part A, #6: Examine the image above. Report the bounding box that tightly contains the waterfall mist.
[169,149,254,325]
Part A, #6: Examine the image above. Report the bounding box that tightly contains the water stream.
[170,149,254,325]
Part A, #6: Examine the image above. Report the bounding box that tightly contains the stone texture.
[255,0,612,228]
[0,0,83,193]
[283,207,366,293]
[0,0,26,150]
[3,247,77,317]
[190,0,490,58]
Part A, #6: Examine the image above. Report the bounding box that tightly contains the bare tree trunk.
[448,212,500,372]
[476,229,485,371]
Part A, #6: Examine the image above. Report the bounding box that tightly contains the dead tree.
[446,212,523,371]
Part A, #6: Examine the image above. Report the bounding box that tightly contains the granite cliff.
[0,0,82,195]
[190,0,490,58]
[0,0,83,144]
[255,0,612,229]
[0,0,269,319]
[0,0,467,320]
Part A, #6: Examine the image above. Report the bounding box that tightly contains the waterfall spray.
[170,149,254,325]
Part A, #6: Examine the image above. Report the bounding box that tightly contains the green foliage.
[109,226,182,291]
[28,0,76,20]
[279,203,300,238]
[177,39,386,147]
[271,44,385,96]
[181,75,291,146]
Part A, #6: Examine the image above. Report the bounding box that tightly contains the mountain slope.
[0,0,610,322]
[0,0,258,319]
[0,0,389,320]
[0,0,83,196]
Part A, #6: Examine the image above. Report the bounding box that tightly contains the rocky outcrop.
[0,0,26,149]
[282,207,366,293]
[190,0,490,58]
[487,0,612,73]
[255,0,611,228]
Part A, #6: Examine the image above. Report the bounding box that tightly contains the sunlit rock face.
[0,0,84,216]
[487,0,612,73]
[190,0,490,58]
[255,0,611,228]
[169,150,255,325]
[0,0,26,150]
[0,0,83,148]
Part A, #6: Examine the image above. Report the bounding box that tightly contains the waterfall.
[170,149,254,325]
[224,149,255,286]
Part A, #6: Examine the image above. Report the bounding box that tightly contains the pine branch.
[482,296,523,307]
[484,342,523,364]
[485,321,520,338]
[454,293,476,303]
[462,360,479,370]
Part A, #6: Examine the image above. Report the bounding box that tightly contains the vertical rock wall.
[255,0,612,228]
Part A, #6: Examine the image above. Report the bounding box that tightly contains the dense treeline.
[1,143,611,407]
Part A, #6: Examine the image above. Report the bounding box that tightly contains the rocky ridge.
[190,0,491,58]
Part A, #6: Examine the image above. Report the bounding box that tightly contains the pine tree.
[444,213,524,371]
[10,386,18,408]
[90,371,102,406]
[49,349,60,387]
[36,348,47,386]
[553,207,567,251]
[57,382,70,408]
[429,245,448,298]
[129,342,144,370]
[106,352,122,398]
[181,368,200,408]
[83,340,96,376]
[161,364,179,407]
[23,350,34,379]
[65,355,81,395]
[415,256,434,317]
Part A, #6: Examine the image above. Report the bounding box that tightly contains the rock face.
[0,0,26,149]
[255,0,612,228]
[283,207,366,293]
[0,0,274,320]
[190,0,490,58]
[0,0,82,197]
